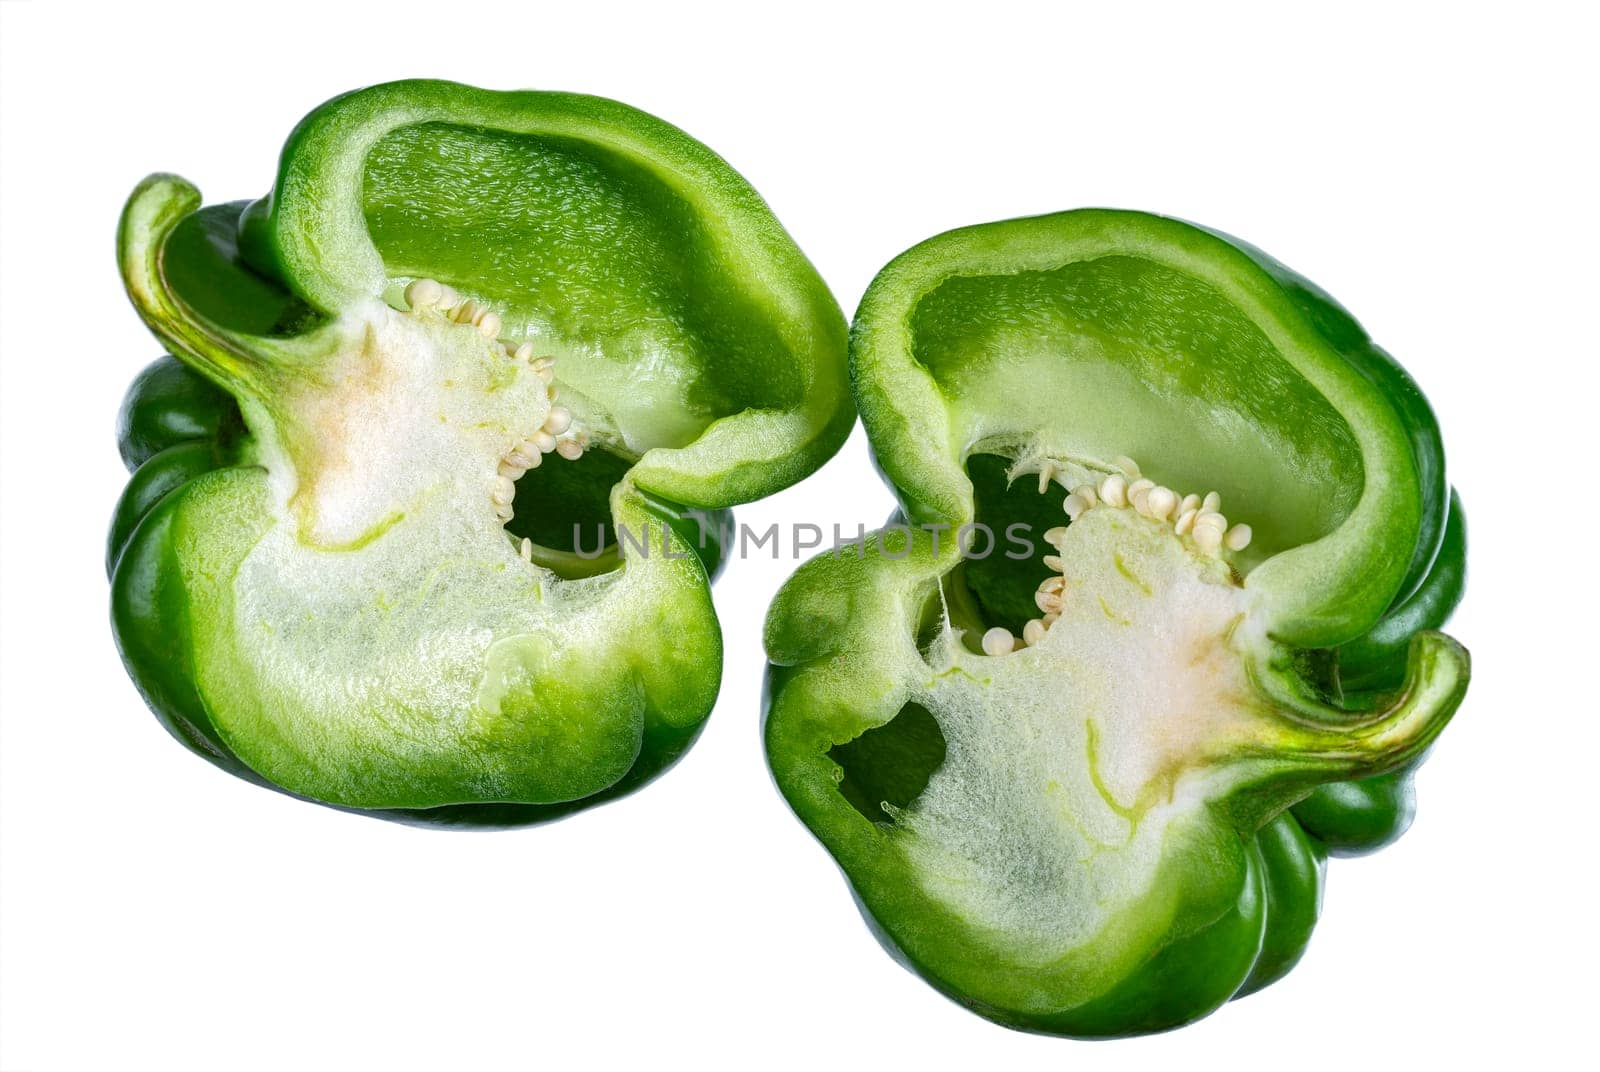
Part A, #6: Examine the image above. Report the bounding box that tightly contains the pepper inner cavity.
[502,446,635,576]
[959,452,1254,657]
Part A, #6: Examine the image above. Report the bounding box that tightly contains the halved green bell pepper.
[764,210,1468,1036]
[111,80,850,826]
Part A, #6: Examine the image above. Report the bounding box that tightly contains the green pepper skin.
[1236,814,1326,996]
[1289,773,1416,857]
[107,440,224,578]
[115,354,238,470]
[111,481,273,787]
[112,81,849,826]
[765,210,1468,1036]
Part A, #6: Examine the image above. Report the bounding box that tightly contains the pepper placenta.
[111,80,850,826]
[763,210,1468,1036]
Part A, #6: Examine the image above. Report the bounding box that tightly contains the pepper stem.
[1244,631,1468,788]
[118,175,266,401]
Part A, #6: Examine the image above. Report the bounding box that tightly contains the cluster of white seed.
[1063,456,1252,554]
[979,455,1253,657]
[404,277,505,339]
[403,279,590,525]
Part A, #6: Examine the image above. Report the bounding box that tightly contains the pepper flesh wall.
[109,81,851,825]
[763,210,1468,1037]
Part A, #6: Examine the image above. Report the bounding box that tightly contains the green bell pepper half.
[763,209,1468,1036]
[111,80,850,826]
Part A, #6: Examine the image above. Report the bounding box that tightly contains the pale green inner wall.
[361,122,803,451]
[908,256,1363,555]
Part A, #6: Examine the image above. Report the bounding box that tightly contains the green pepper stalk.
[763,210,1468,1035]
[110,80,850,826]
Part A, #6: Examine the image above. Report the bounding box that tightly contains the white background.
[2,2,1595,1069]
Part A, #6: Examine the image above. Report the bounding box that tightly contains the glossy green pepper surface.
[112,80,850,826]
[763,210,1468,1036]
